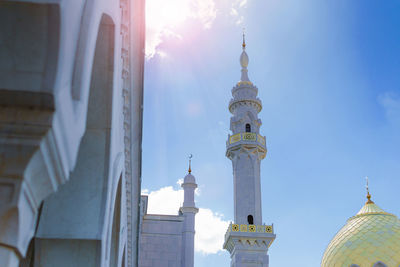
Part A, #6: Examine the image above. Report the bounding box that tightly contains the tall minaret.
[223,34,275,267]
[180,155,198,267]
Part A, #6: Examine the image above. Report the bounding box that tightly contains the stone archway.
[110,177,122,266]
[0,3,61,267]
[31,13,117,267]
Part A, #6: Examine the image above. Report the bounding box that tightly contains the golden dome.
[321,198,400,267]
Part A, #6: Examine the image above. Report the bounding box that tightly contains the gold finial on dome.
[321,186,400,267]
[242,28,246,49]
[365,176,374,204]
[188,154,193,174]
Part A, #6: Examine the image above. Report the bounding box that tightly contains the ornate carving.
[119,0,133,265]
[226,143,267,161]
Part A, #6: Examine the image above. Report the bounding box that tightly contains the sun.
[145,0,216,58]
[146,0,191,29]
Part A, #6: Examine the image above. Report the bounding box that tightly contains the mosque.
[220,35,400,267]
[136,35,400,267]
[0,1,399,266]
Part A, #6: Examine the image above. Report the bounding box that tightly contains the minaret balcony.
[225,222,274,236]
[226,132,267,154]
[223,222,276,254]
[228,97,262,113]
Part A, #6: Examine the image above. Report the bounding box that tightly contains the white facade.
[0,1,145,266]
[138,172,198,267]
[223,38,276,267]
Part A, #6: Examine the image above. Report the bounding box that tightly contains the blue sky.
[142,1,400,266]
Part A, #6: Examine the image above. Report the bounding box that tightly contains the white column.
[180,174,198,267]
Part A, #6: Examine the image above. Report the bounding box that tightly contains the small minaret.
[223,33,275,267]
[180,155,198,267]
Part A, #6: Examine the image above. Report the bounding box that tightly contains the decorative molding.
[119,0,133,266]
[229,98,262,114]
[223,226,276,254]
[226,142,267,161]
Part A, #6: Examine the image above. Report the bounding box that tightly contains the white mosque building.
[0,1,399,264]
[138,162,198,267]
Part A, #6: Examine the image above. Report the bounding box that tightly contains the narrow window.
[247,215,254,225]
[245,124,251,132]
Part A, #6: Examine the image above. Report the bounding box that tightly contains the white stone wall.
[0,0,145,266]
[138,173,198,267]
[139,215,184,267]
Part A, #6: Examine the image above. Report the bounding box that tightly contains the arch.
[247,215,254,225]
[373,262,387,267]
[32,13,116,266]
[102,153,124,265]
[85,13,115,129]
[245,123,251,132]
[110,178,122,267]
[349,265,360,267]
[71,8,114,101]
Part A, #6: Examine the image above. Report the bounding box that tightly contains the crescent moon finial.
[188,154,193,174]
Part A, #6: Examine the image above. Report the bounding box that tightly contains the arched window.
[350,265,360,267]
[245,124,251,132]
[373,262,387,267]
[247,215,254,225]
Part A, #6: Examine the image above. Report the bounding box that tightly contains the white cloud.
[230,0,249,25]
[145,0,250,58]
[142,182,229,254]
[378,92,400,127]
[146,0,216,58]
[235,16,244,25]
[144,186,183,215]
[193,0,217,28]
[196,208,230,254]
[230,7,239,16]
[238,0,248,8]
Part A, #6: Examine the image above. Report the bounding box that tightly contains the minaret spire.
[242,28,246,49]
[188,154,192,174]
[239,31,250,83]
[365,176,374,204]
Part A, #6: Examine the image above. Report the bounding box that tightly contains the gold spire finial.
[365,176,374,204]
[242,28,246,49]
[188,154,193,174]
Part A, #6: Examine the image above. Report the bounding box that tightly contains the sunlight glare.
[145,0,217,57]
[147,0,191,29]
